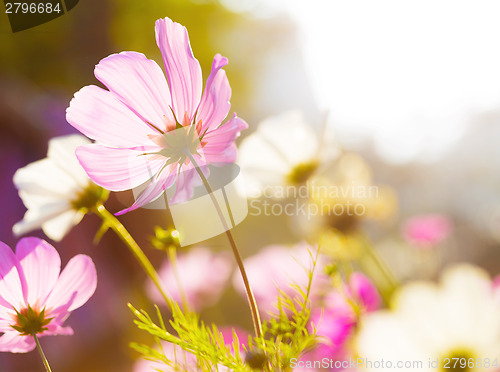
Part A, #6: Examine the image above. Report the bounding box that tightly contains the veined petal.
[46,134,92,188]
[67,85,159,147]
[197,54,231,133]
[169,165,204,205]
[202,115,248,164]
[94,51,173,129]
[15,238,61,307]
[0,332,35,353]
[0,242,26,310]
[45,255,97,313]
[76,144,163,191]
[43,324,74,336]
[155,17,202,120]
[116,170,176,215]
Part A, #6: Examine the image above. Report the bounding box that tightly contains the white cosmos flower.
[238,110,338,197]
[356,264,500,372]
[13,134,107,241]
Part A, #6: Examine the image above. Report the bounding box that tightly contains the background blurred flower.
[0,237,97,353]
[13,134,107,242]
[133,341,197,372]
[147,247,232,311]
[134,327,244,372]
[233,242,326,316]
[356,264,500,371]
[402,214,452,248]
[66,17,247,215]
[238,110,338,197]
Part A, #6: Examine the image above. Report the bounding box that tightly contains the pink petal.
[76,144,163,191]
[0,332,35,353]
[202,115,248,164]
[169,164,205,205]
[44,324,74,336]
[197,54,231,133]
[15,238,61,307]
[94,52,173,130]
[67,85,159,147]
[0,242,26,310]
[116,170,176,215]
[349,272,381,312]
[155,17,202,120]
[45,255,97,313]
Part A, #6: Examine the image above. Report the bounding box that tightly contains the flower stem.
[363,240,399,302]
[94,204,171,305]
[185,153,263,340]
[33,332,52,372]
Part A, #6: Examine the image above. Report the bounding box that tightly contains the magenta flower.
[147,247,232,311]
[66,17,247,214]
[402,214,452,248]
[0,238,97,353]
[295,273,380,371]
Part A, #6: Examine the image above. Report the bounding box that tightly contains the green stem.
[363,240,399,302]
[94,204,171,305]
[33,332,52,372]
[185,153,263,340]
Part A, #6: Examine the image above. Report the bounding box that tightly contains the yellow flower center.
[286,160,319,185]
[71,183,109,212]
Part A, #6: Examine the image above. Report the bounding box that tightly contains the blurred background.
[1,0,500,371]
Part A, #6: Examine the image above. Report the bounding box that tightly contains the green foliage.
[129,303,248,371]
[248,247,320,371]
[129,246,321,371]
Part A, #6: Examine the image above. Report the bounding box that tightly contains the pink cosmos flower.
[402,214,452,248]
[295,273,380,371]
[147,247,232,311]
[0,237,97,353]
[66,17,247,214]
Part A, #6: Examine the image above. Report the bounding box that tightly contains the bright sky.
[226,0,500,164]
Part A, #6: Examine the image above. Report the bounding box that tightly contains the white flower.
[356,264,500,372]
[238,110,338,197]
[13,134,107,241]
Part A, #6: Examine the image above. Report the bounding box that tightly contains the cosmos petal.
[197,54,231,133]
[76,144,163,192]
[0,242,26,310]
[0,332,35,353]
[45,255,97,312]
[116,170,176,215]
[155,17,202,120]
[15,238,61,306]
[67,85,159,147]
[94,52,173,129]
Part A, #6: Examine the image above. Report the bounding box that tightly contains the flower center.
[11,305,52,336]
[286,160,319,185]
[71,183,109,212]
